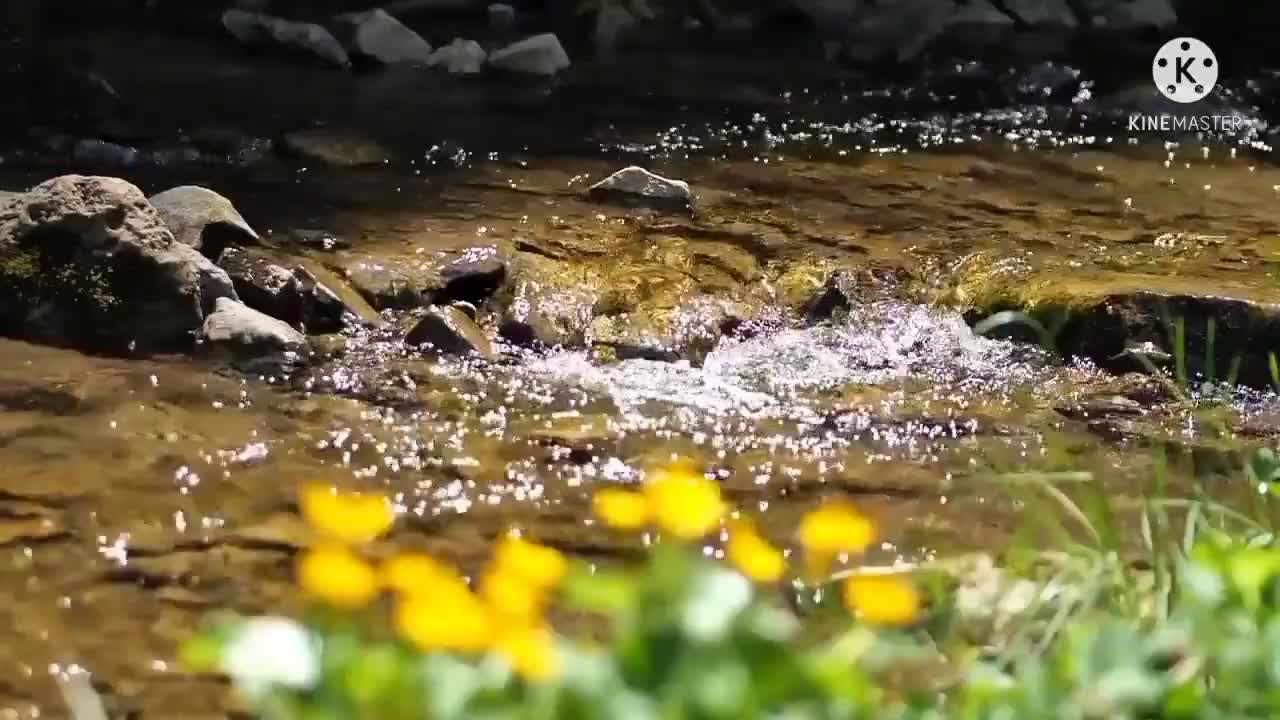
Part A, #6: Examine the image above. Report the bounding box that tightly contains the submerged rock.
[72,139,139,167]
[222,10,351,68]
[149,185,259,260]
[333,8,433,65]
[282,128,394,167]
[427,38,487,75]
[499,308,567,349]
[339,258,438,309]
[587,166,693,212]
[405,305,495,358]
[488,33,570,76]
[200,296,308,369]
[0,175,237,352]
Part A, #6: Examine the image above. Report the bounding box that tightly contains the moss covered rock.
[0,175,237,352]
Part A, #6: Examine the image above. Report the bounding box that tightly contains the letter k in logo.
[1175,56,1198,84]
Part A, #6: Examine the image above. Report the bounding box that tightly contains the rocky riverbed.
[2,7,1280,718]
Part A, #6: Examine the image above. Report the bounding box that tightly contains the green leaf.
[562,567,637,616]
[343,644,403,707]
[1227,548,1280,611]
[178,634,225,673]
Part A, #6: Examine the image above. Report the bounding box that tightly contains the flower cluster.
[594,463,920,626]
[297,484,566,680]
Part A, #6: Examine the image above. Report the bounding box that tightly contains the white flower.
[683,566,753,641]
[221,617,321,700]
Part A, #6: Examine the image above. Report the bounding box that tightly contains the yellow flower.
[843,573,922,626]
[300,484,394,545]
[298,543,380,609]
[593,488,651,530]
[726,519,786,582]
[382,552,470,599]
[490,535,568,590]
[643,465,725,540]
[480,568,547,623]
[396,590,493,653]
[797,500,875,578]
[494,624,560,682]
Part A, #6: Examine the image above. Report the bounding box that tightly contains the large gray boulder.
[427,38,487,75]
[333,9,433,65]
[488,33,570,76]
[222,9,351,68]
[0,175,237,352]
[149,185,259,260]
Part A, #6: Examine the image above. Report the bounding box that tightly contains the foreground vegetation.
[181,455,1280,719]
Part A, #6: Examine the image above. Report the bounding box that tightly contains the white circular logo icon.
[1152,37,1218,104]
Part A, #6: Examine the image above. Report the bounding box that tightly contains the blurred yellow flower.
[726,519,786,582]
[797,500,875,578]
[480,568,546,623]
[298,543,380,609]
[300,484,394,545]
[396,590,493,653]
[382,552,470,599]
[593,488,651,530]
[494,624,560,682]
[843,573,921,626]
[490,535,567,590]
[644,466,725,540]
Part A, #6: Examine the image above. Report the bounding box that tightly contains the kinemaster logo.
[1128,37,1243,132]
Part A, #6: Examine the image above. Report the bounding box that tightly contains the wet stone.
[149,185,259,260]
[587,166,693,213]
[297,260,385,327]
[339,259,440,309]
[405,305,495,358]
[1054,395,1144,421]
[333,8,433,65]
[437,251,508,304]
[427,38,487,75]
[499,306,568,349]
[217,247,296,321]
[803,272,853,322]
[222,10,351,68]
[219,248,357,334]
[488,33,571,76]
[199,297,308,370]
